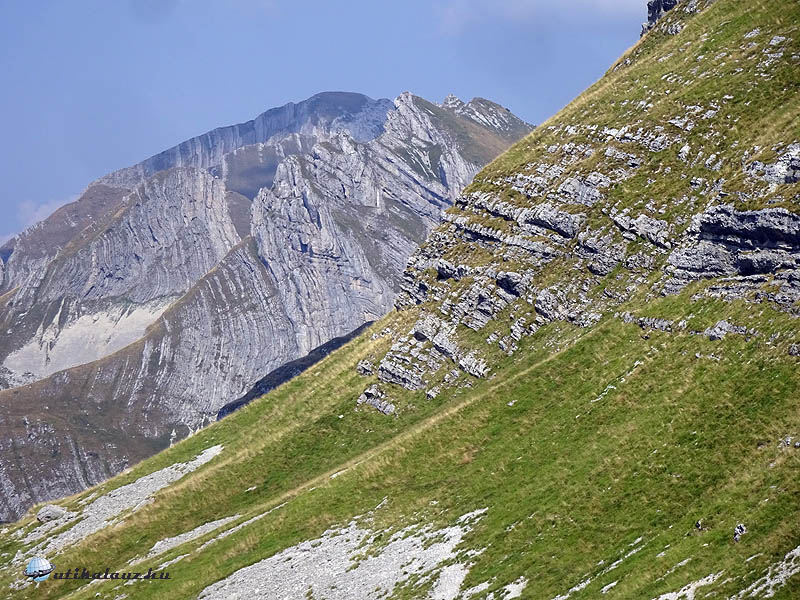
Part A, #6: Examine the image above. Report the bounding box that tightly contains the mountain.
[0,91,532,522]
[1,0,799,598]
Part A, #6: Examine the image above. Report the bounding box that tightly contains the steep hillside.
[1,1,798,599]
[0,92,531,521]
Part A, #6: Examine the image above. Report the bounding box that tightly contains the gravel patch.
[462,581,491,598]
[21,510,78,544]
[731,544,800,599]
[651,572,723,600]
[146,515,240,559]
[17,445,223,561]
[198,508,487,599]
[197,502,287,554]
[158,553,190,570]
[498,576,529,599]
[430,563,470,599]
[601,581,618,594]
[551,536,646,600]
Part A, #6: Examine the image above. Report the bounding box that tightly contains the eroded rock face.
[0,168,240,386]
[0,92,531,521]
[351,0,799,420]
[665,205,800,294]
[92,92,397,190]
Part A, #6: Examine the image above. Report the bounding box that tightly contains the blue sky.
[0,0,645,243]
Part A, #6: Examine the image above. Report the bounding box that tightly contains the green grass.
[1,291,798,599]
[1,1,798,598]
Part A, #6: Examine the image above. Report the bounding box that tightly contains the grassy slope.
[1,1,799,599]
[479,0,799,215]
[2,293,797,600]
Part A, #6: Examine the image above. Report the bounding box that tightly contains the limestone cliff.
[0,91,531,521]
[1,3,799,599]
[358,0,800,410]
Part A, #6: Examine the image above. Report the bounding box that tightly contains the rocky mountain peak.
[0,89,531,522]
[90,92,395,192]
[2,2,799,598]
[441,93,466,111]
[438,95,532,140]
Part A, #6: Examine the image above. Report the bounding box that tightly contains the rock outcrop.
[641,0,678,36]
[1,3,799,600]
[0,92,531,521]
[640,0,715,37]
[353,0,799,415]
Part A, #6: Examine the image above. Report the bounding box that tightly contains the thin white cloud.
[1,194,79,244]
[129,0,276,23]
[18,196,76,228]
[438,0,644,34]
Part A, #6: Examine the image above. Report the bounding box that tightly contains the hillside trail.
[230,329,595,523]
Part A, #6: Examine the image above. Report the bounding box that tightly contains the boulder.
[37,504,66,523]
[357,384,395,415]
[356,360,374,376]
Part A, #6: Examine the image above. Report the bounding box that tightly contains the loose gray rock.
[535,289,566,322]
[619,312,674,333]
[458,352,490,378]
[197,508,488,600]
[557,173,610,207]
[20,445,223,559]
[704,320,747,341]
[613,213,671,248]
[517,203,585,238]
[744,144,800,186]
[36,504,67,523]
[496,271,526,296]
[356,360,374,376]
[357,384,395,415]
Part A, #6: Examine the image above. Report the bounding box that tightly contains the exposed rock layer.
[0,91,531,521]
[351,0,800,423]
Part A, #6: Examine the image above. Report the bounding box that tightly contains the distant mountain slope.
[94,91,397,189]
[1,1,797,599]
[0,91,531,521]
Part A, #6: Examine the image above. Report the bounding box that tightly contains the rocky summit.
[0,0,798,599]
[0,91,531,522]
